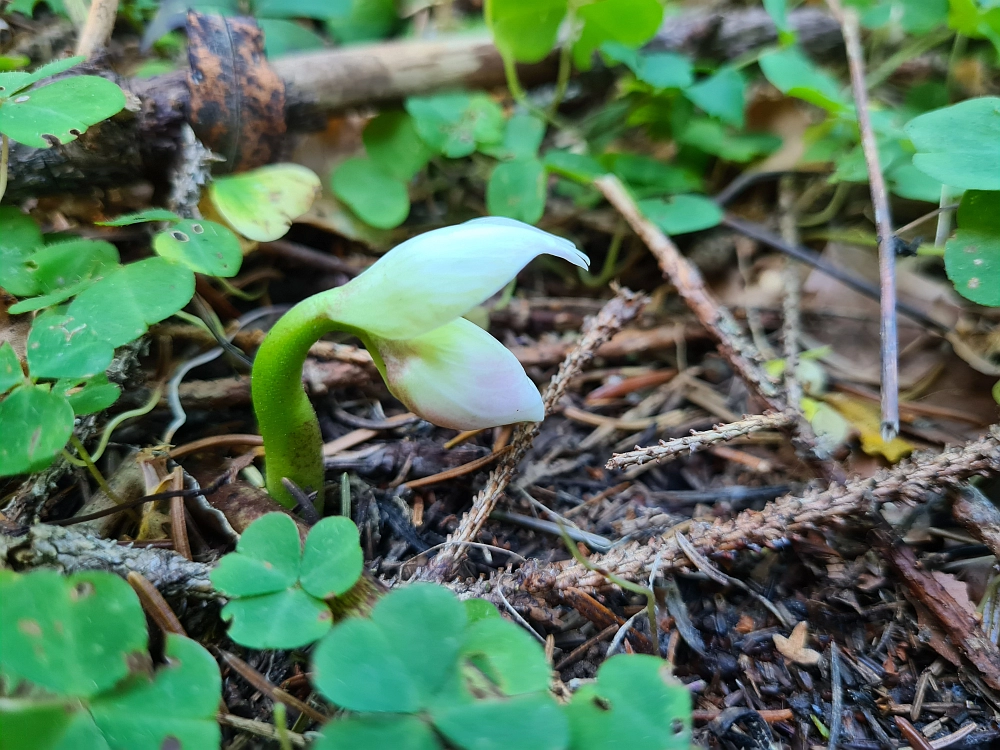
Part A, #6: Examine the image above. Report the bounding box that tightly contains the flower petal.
[330,217,588,340]
[369,318,544,430]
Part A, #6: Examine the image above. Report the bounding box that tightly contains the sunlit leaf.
[209,164,321,242]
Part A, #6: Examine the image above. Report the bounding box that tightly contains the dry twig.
[467,428,1000,596]
[423,287,647,579]
[75,0,119,58]
[607,411,793,470]
[828,0,900,439]
[596,175,781,408]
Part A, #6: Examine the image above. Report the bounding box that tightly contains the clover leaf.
[0,74,126,148]
[564,655,692,750]
[759,46,851,114]
[2,633,222,750]
[945,190,1000,307]
[0,384,75,476]
[905,96,1000,190]
[0,570,148,698]
[153,219,243,277]
[363,109,432,182]
[61,374,121,416]
[210,512,363,649]
[0,342,24,395]
[638,195,723,235]
[0,206,44,297]
[487,158,547,224]
[66,257,195,348]
[312,584,566,750]
[406,93,505,159]
[26,308,115,380]
[331,157,411,230]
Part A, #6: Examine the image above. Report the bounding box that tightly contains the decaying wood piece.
[870,526,1000,691]
[1,523,215,598]
[453,428,1000,600]
[4,7,837,201]
[951,485,1000,560]
[423,287,647,579]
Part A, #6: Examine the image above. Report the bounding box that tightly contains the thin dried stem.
[495,428,1000,596]
[423,287,647,579]
[828,0,900,440]
[75,0,119,58]
[607,411,793,470]
[596,175,782,408]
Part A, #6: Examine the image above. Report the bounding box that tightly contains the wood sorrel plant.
[251,217,589,509]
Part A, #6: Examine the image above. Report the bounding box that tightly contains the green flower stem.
[252,291,385,512]
[253,296,337,511]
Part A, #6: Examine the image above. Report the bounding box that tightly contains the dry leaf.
[773,621,821,666]
[824,392,914,462]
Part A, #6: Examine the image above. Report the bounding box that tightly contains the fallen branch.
[7,7,838,200]
[422,287,647,579]
[871,526,1000,691]
[2,523,215,599]
[606,411,793,471]
[458,428,1000,597]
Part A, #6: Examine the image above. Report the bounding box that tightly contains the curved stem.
[252,294,341,511]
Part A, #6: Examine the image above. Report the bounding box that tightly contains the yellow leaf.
[824,392,914,462]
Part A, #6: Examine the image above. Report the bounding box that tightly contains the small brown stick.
[126,571,186,636]
[168,468,192,561]
[554,623,618,670]
[895,716,936,750]
[828,0,900,440]
[708,444,773,473]
[215,648,328,724]
[217,715,306,748]
[596,175,781,408]
[779,177,804,410]
[607,412,793,470]
[423,287,647,579]
[693,709,794,723]
[402,446,513,490]
[169,434,264,459]
[496,428,1000,596]
[75,0,119,58]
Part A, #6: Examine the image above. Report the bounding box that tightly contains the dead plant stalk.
[828,0,901,440]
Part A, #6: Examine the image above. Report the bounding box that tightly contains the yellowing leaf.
[209,164,321,242]
[824,392,914,462]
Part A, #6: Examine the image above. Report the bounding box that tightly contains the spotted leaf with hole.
[0,75,126,148]
[153,219,243,277]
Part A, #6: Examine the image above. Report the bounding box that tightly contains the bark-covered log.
[3,7,840,202]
